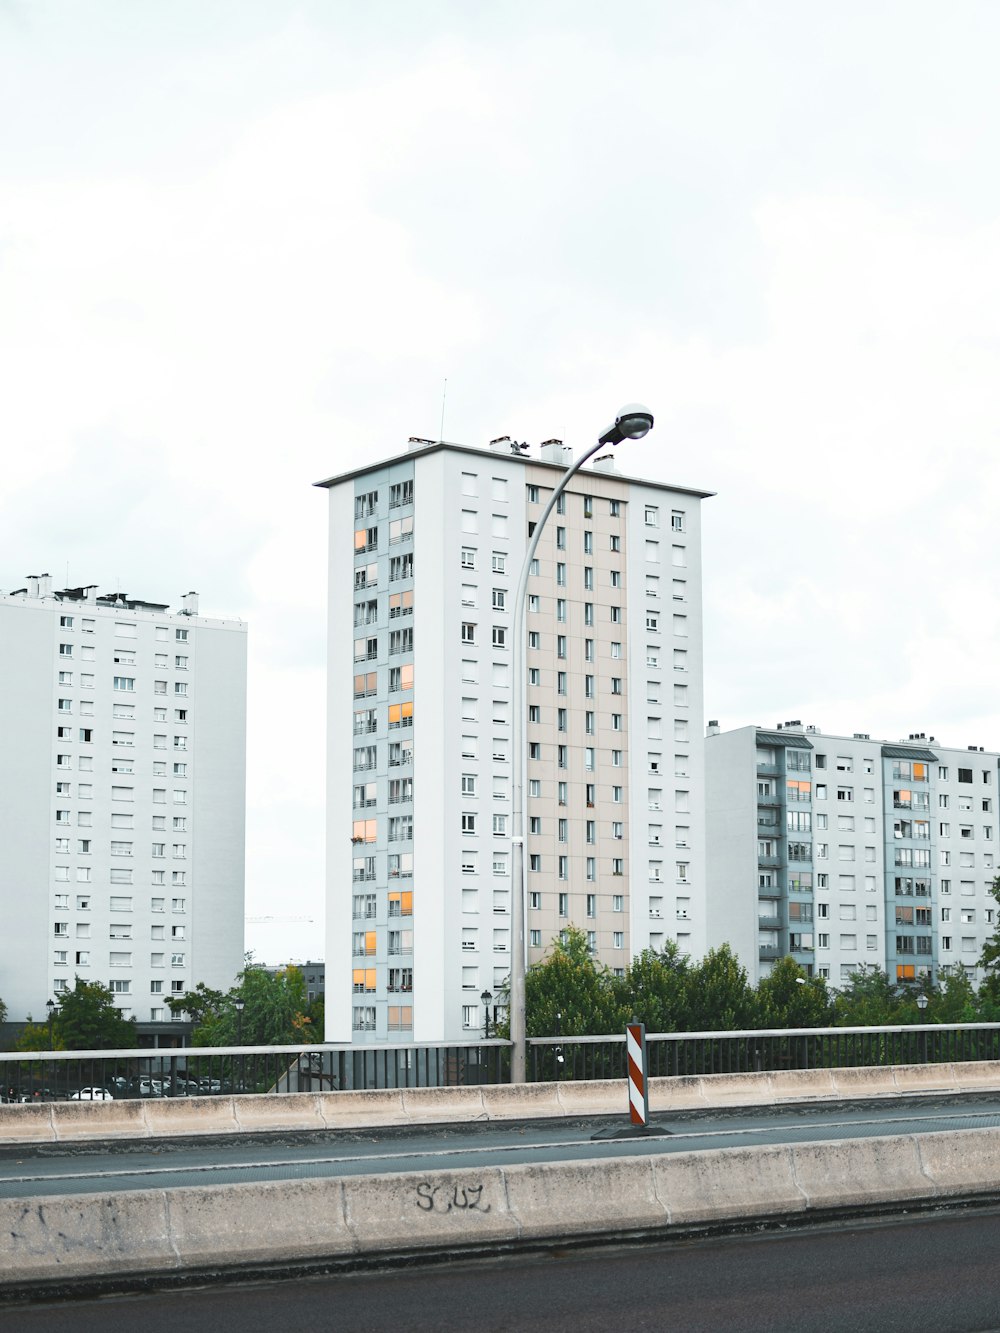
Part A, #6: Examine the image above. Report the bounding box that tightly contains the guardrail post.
[592,1021,670,1141]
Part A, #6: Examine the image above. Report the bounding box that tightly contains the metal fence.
[0,1040,509,1103]
[526,1023,1000,1082]
[3,1023,1000,1103]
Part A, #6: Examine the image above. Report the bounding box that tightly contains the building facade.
[319,437,711,1043]
[706,721,1000,987]
[0,575,247,1030]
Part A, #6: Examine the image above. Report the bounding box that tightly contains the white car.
[69,1087,115,1101]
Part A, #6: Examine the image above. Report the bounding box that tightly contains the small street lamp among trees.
[481,989,493,1039]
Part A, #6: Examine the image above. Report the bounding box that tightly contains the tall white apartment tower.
[318,437,711,1043]
[0,575,247,1033]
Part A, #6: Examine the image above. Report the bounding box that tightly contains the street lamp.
[481,988,493,1039]
[509,405,655,1083]
[233,996,246,1046]
[46,999,55,1049]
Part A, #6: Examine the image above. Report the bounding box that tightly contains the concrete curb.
[5,1126,1000,1287]
[1,1063,998,1145]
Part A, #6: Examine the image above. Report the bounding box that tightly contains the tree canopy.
[169,960,319,1047]
[507,930,1000,1038]
[49,978,138,1050]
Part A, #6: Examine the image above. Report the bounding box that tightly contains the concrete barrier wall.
[6,1126,1000,1287]
[2,1062,999,1145]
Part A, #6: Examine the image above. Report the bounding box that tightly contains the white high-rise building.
[0,575,247,1034]
[318,436,711,1043]
[706,721,1000,987]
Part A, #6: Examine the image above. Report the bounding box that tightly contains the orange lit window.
[352,819,377,843]
[786,779,811,798]
[400,664,414,691]
[913,763,927,782]
[352,968,377,992]
[389,890,413,917]
[365,931,376,955]
[355,529,367,551]
[896,964,915,981]
[388,1005,413,1030]
[389,701,414,728]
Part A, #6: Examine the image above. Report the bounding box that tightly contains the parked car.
[69,1087,114,1101]
[197,1078,223,1094]
[127,1077,163,1098]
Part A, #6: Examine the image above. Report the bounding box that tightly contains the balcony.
[757,915,782,930]
[759,944,781,959]
[757,854,781,868]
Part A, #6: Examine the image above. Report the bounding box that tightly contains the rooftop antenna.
[439,378,447,442]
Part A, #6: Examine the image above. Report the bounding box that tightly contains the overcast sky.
[3,1,999,965]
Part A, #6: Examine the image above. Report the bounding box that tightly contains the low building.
[706,721,999,986]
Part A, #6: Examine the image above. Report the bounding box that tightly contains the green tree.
[615,942,693,1033]
[757,957,832,1028]
[833,965,902,1026]
[979,876,1000,976]
[517,926,625,1038]
[55,978,138,1050]
[15,1021,65,1053]
[173,963,317,1047]
[166,981,227,1030]
[686,944,759,1031]
[917,968,980,1024]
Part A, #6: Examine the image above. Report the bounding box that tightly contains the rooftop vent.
[854,733,870,740]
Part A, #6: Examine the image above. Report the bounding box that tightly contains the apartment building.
[0,575,247,1031]
[318,437,711,1043]
[706,721,1000,986]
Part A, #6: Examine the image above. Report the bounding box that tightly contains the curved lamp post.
[509,405,654,1083]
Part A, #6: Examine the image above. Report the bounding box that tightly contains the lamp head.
[598,403,654,446]
[481,989,493,1006]
[234,997,246,1013]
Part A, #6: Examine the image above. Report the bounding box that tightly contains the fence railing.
[526,1023,1000,1082]
[2,1023,999,1103]
[0,1040,509,1103]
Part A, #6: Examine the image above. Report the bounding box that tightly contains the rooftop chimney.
[25,573,52,600]
[539,440,571,465]
[180,591,199,616]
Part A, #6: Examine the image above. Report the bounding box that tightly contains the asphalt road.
[4,1092,1000,1197]
[9,1206,1000,1332]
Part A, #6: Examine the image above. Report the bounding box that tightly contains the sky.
[3,1,999,964]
